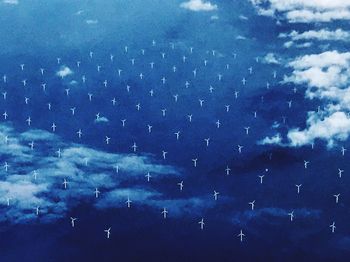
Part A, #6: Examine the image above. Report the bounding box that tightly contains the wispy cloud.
[249,0,350,23]
[180,0,217,12]
[56,66,73,78]
[2,0,18,5]
[0,124,190,224]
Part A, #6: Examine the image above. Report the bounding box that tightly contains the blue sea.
[0,0,349,261]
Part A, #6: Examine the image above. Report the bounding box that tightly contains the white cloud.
[249,0,350,23]
[232,207,321,226]
[2,0,18,5]
[56,66,73,78]
[239,15,248,20]
[287,112,350,147]
[0,124,186,224]
[86,19,98,25]
[94,116,109,123]
[283,41,313,48]
[180,0,217,12]
[284,51,350,88]
[258,133,282,145]
[264,51,350,147]
[236,35,247,40]
[279,29,350,44]
[262,52,280,64]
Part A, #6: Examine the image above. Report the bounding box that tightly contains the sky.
[1,0,350,261]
